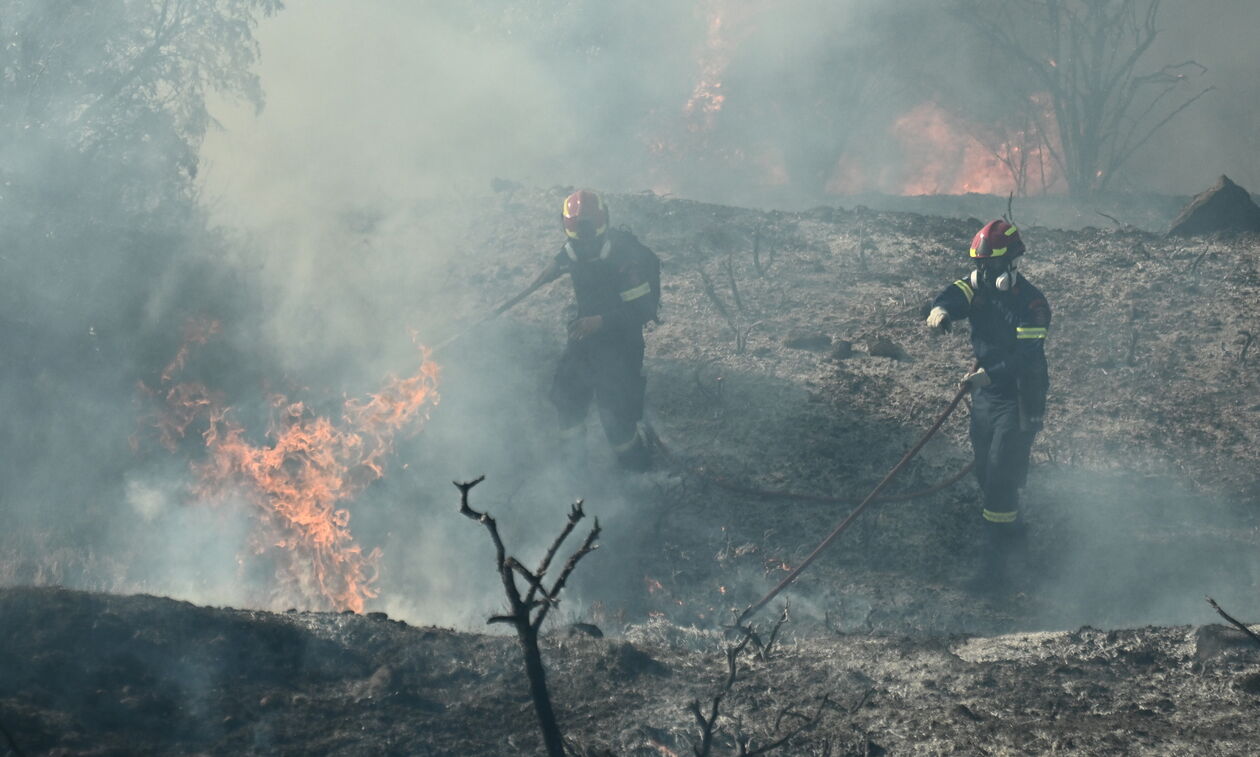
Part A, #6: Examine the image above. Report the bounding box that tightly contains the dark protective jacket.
[932,274,1051,421]
[551,228,661,342]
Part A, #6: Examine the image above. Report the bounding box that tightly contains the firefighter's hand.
[568,315,603,341]
[926,307,951,333]
[961,368,991,389]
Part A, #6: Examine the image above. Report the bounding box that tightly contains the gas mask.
[970,258,1018,292]
[565,234,610,262]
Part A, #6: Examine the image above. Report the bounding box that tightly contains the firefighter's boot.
[968,521,1026,597]
[611,423,652,472]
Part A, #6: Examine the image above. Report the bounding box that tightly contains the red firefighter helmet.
[561,189,609,241]
[970,219,1025,259]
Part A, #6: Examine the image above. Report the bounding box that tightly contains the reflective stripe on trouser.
[550,334,646,451]
[969,388,1037,526]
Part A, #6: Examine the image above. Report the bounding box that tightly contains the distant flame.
[683,4,732,127]
[830,100,1062,196]
[148,322,439,612]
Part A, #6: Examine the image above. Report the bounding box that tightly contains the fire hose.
[729,382,972,624]
[648,426,973,507]
[441,270,975,622]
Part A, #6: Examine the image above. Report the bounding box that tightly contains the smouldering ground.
[4,190,1260,754]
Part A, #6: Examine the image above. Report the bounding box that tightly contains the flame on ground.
[148,324,439,613]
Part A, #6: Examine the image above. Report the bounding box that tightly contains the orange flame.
[161,319,221,383]
[830,100,1062,196]
[150,323,439,612]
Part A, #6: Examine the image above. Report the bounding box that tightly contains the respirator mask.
[970,257,1018,292]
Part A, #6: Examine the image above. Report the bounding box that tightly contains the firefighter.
[539,189,661,470]
[926,219,1050,593]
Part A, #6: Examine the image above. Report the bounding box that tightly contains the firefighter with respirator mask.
[530,190,661,471]
[926,219,1051,595]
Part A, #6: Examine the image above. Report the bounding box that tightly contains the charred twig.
[688,696,723,757]
[758,603,790,661]
[739,322,762,355]
[699,265,750,354]
[690,629,755,757]
[724,255,747,314]
[699,267,739,336]
[849,687,875,715]
[1188,247,1210,276]
[738,694,830,756]
[1206,596,1260,648]
[752,227,766,277]
[455,476,601,757]
[693,359,725,405]
[1005,191,1016,223]
[1237,330,1254,364]
[1095,210,1128,229]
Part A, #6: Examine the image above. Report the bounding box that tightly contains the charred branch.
[724,255,747,315]
[738,694,830,756]
[691,611,825,756]
[752,228,766,277]
[699,265,752,354]
[1206,596,1260,648]
[758,603,791,661]
[455,476,601,757]
[689,629,754,757]
[1188,248,1211,276]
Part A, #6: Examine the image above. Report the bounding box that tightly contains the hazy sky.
[202,0,1260,223]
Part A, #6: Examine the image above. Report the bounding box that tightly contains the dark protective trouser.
[969,389,1037,588]
[550,334,647,462]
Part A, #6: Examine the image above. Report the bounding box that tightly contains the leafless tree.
[456,476,601,757]
[954,0,1213,197]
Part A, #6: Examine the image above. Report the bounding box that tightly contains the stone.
[1167,175,1260,236]
[867,337,908,361]
[783,330,832,351]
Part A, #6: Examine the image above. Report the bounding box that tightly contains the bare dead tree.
[456,476,601,757]
[954,0,1214,197]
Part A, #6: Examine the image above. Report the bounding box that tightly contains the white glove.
[961,368,991,389]
[926,307,950,332]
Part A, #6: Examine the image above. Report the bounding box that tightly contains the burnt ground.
[4,188,1260,754]
[2,586,1259,755]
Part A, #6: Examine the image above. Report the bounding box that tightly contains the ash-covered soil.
[428,186,1260,633]
[5,188,1260,754]
[3,586,1259,756]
